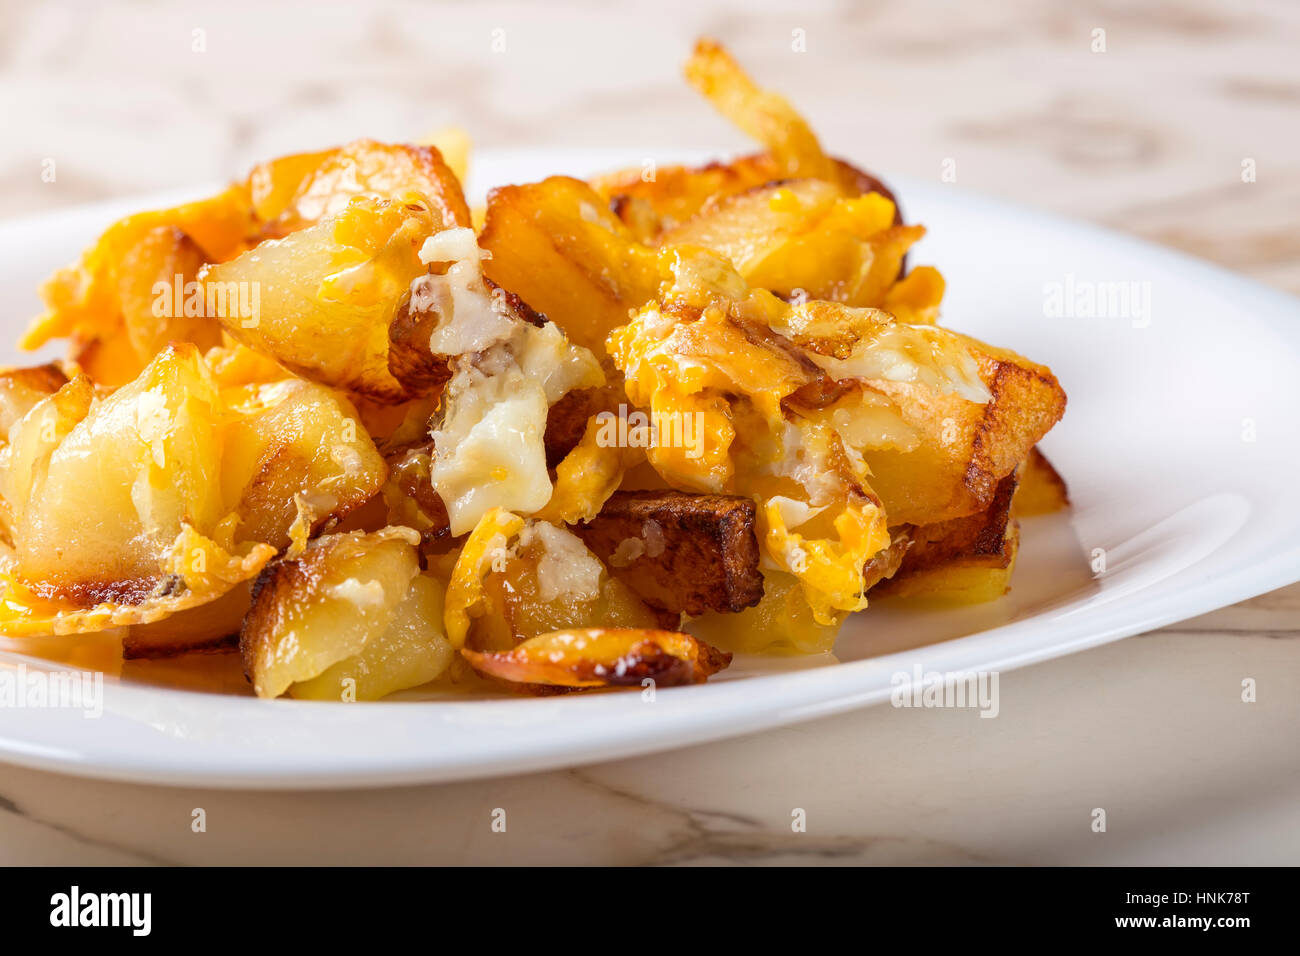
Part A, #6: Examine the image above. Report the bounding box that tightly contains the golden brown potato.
[23,187,256,384]
[290,574,454,702]
[121,582,251,660]
[478,176,663,355]
[2,348,233,600]
[453,517,665,651]
[1014,446,1071,516]
[249,139,470,237]
[201,195,437,402]
[0,345,387,636]
[876,472,1020,603]
[658,179,919,307]
[461,627,731,693]
[858,338,1066,527]
[593,153,901,240]
[241,526,453,699]
[220,378,388,551]
[246,148,336,226]
[575,490,763,616]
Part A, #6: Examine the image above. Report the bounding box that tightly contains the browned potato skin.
[385,294,452,395]
[875,471,1019,598]
[462,627,732,695]
[121,582,250,659]
[226,385,388,551]
[239,527,439,698]
[542,385,624,467]
[238,530,388,690]
[862,529,913,592]
[0,363,68,395]
[575,490,764,616]
[379,440,454,551]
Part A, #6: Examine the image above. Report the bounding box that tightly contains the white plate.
[1,148,1298,789]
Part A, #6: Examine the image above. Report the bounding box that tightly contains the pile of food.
[0,41,1066,699]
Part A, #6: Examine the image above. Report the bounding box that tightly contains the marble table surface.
[1,0,1298,864]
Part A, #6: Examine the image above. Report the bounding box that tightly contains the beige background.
[1,0,1298,864]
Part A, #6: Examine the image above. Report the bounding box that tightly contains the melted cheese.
[531,522,603,603]
[413,228,604,535]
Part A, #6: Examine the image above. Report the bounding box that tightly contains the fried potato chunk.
[241,526,454,699]
[292,573,453,701]
[249,139,470,237]
[857,339,1067,526]
[202,194,439,402]
[478,176,664,355]
[23,188,256,384]
[1014,446,1070,516]
[877,472,1021,603]
[444,511,664,651]
[575,490,763,616]
[2,348,230,598]
[0,345,386,635]
[462,627,731,693]
[221,378,388,550]
[659,179,919,308]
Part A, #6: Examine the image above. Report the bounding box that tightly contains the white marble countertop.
[1,0,1298,864]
